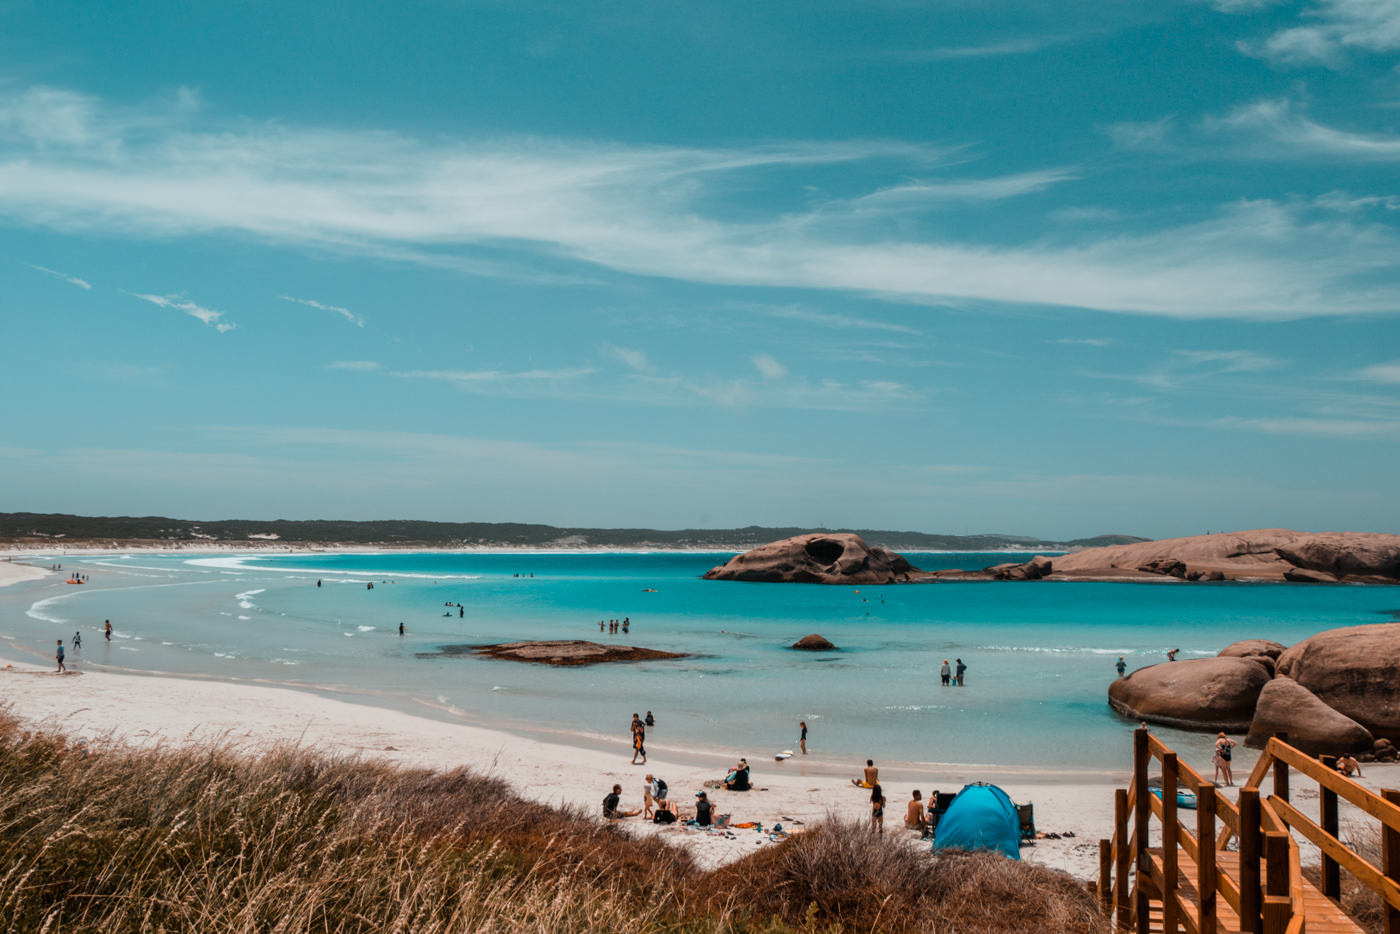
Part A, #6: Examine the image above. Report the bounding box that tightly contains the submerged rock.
[424,640,688,667]
[703,533,922,584]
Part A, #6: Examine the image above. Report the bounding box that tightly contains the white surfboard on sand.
[774,750,794,761]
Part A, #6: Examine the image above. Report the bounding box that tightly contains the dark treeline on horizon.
[0,512,1146,551]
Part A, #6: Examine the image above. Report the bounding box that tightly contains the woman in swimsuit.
[1212,732,1236,786]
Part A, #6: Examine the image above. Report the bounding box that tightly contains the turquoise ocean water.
[4,551,1395,774]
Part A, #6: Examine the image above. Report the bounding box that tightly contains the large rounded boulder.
[1275,623,1400,742]
[703,533,922,584]
[1245,677,1373,754]
[1218,639,1287,661]
[1108,657,1271,732]
[791,634,838,651]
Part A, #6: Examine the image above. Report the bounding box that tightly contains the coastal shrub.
[702,819,1109,934]
[1302,825,1385,934]
[0,709,1107,933]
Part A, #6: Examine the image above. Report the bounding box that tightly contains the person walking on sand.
[1212,732,1236,786]
[940,659,951,686]
[631,728,647,765]
[104,620,112,642]
[55,639,66,673]
[799,720,807,755]
[1115,656,1126,677]
[955,658,967,686]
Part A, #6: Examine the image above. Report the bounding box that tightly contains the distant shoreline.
[1,542,1058,559]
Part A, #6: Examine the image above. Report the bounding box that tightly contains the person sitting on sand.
[905,790,925,832]
[724,759,751,791]
[693,791,713,826]
[602,783,641,820]
[1336,754,1362,778]
[851,759,878,788]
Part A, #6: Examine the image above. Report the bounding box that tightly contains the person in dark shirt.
[602,783,639,820]
[724,759,750,791]
[694,791,713,826]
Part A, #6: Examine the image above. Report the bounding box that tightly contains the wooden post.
[1321,783,1340,900]
[1261,896,1290,934]
[1383,788,1400,934]
[1197,781,1218,934]
[1162,752,1179,934]
[1238,787,1262,934]
[1272,733,1289,804]
[1099,838,1112,913]
[1116,788,1132,931]
[1134,728,1151,934]
[1264,831,1289,899]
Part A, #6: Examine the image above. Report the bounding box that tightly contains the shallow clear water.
[4,551,1395,773]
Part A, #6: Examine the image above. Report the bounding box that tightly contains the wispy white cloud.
[1355,361,1400,383]
[1206,0,1283,11]
[326,360,382,371]
[837,169,1077,212]
[2,85,1399,320]
[604,345,654,373]
[1053,337,1114,347]
[129,292,236,333]
[1237,0,1400,66]
[397,367,595,385]
[752,353,788,380]
[28,263,91,290]
[892,36,1075,61]
[280,294,363,327]
[1173,349,1281,373]
[1106,116,1176,151]
[1211,415,1400,439]
[1205,99,1400,160]
[749,304,921,336]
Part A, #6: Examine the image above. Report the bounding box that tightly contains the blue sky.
[2,0,1398,539]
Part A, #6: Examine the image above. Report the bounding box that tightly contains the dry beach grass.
[0,709,1109,934]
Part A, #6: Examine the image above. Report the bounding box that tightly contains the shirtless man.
[905,790,925,831]
[851,759,878,787]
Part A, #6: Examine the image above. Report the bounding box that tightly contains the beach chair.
[1017,803,1035,843]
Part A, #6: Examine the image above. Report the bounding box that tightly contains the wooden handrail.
[1264,738,1400,832]
[1270,794,1400,913]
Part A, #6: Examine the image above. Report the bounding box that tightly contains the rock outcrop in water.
[935,529,1400,583]
[1108,657,1271,732]
[703,533,923,584]
[423,640,688,666]
[790,634,838,651]
[1109,623,1400,751]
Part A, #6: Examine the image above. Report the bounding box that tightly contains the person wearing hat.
[693,791,713,827]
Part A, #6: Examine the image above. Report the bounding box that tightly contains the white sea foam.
[357,625,375,632]
[236,588,267,597]
[185,555,481,580]
[26,594,74,625]
[237,615,251,620]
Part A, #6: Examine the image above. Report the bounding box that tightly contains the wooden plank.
[1322,784,1340,900]
[1137,728,1152,934]
[1100,838,1113,912]
[1271,795,1400,913]
[1239,788,1262,934]
[1117,787,1132,931]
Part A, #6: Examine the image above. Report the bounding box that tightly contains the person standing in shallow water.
[940,660,951,686]
[954,658,967,686]
[104,620,112,642]
[1115,656,1127,677]
[799,720,807,755]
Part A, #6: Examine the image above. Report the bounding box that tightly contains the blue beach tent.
[931,782,1021,859]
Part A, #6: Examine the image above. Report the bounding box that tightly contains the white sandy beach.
[5,555,1396,882]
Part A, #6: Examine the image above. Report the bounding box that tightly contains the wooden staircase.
[1098,729,1400,934]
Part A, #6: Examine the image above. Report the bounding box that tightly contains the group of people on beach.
[851,759,954,836]
[938,658,967,686]
[54,620,113,672]
[601,617,630,634]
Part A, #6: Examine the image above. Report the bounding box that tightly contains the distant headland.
[0,511,1143,553]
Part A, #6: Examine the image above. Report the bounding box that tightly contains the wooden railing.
[1100,728,1400,934]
